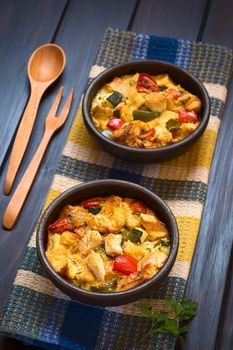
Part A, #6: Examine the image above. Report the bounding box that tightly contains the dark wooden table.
[0,1,232,349]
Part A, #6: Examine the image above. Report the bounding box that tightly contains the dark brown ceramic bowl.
[37,180,178,306]
[82,60,210,163]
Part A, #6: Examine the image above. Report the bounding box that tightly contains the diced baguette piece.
[86,251,106,281]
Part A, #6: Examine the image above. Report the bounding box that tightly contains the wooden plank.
[0,1,135,346]
[0,0,67,308]
[0,0,137,311]
[0,337,24,350]
[132,1,233,349]
[182,0,233,349]
[131,0,208,40]
[202,0,233,47]
[215,247,233,350]
[1,1,232,350]
[181,79,233,350]
[0,0,67,171]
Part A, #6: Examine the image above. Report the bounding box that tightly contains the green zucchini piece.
[166,118,181,132]
[133,109,160,121]
[88,205,102,215]
[121,228,132,242]
[131,229,143,243]
[90,279,117,293]
[107,91,123,107]
[121,228,143,243]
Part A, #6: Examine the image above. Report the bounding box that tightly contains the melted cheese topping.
[45,196,171,292]
[91,73,201,148]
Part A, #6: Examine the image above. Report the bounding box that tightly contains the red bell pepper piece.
[82,199,101,208]
[143,128,156,139]
[169,89,181,99]
[113,255,138,275]
[130,200,148,214]
[136,73,159,93]
[48,218,72,233]
[178,109,198,123]
[107,117,124,131]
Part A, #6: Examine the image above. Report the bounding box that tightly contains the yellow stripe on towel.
[176,216,201,263]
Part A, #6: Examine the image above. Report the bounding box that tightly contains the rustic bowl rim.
[36,179,179,305]
[82,59,210,158]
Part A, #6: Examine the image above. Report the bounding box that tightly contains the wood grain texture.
[4,43,66,195]
[202,0,233,47]
[0,0,233,349]
[0,0,137,310]
[0,0,67,171]
[179,1,233,348]
[131,0,208,40]
[3,88,73,230]
[180,78,233,350]
[131,1,233,349]
[0,337,24,350]
[215,246,233,350]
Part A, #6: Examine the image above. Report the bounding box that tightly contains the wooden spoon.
[4,43,66,195]
[3,87,73,230]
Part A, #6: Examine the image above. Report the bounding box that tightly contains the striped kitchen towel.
[0,28,232,350]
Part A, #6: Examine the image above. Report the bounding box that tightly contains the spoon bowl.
[28,44,66,84]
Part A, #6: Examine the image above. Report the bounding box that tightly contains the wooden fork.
[3,87,74,230]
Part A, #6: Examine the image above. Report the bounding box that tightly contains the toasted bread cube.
[86,196,126,233]
[60,205,87,228]
[86,214,113,234]
[154,251,169,268]
[66,254,95,283]
[46,233,61,251]
[155,126,173,146]
[139,251,168,278]
[78,230,102,256]
[140,213,168,240]
[123,201,142,229]
[60,231,78,252]
[46,247,68,274]
[86,251,106,281]
[105,233,123,257]
[144,92,167,113]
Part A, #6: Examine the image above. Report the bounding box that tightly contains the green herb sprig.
[137,298,198,343]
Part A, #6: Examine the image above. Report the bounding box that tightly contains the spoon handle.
[4,84,45,195]
[3,129,53,230]
[3,87,73,230]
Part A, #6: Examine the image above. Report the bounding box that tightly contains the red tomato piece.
[143,128,156,139]
[82,199,101,208]
[130,200,148,213]
[107,117,124,131]
[178,109,198,123]
[136,73,159,93]
[169,89,181,99]
[172,130,179,139]
[113,255,138,275]
[48,218,72,233]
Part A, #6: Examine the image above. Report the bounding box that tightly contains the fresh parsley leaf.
[166,298,198,321]
[137,298,198,344]
[137,303,155,318]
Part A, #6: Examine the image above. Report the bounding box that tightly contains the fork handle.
[4,84,45,195]
[3,129,53,230]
